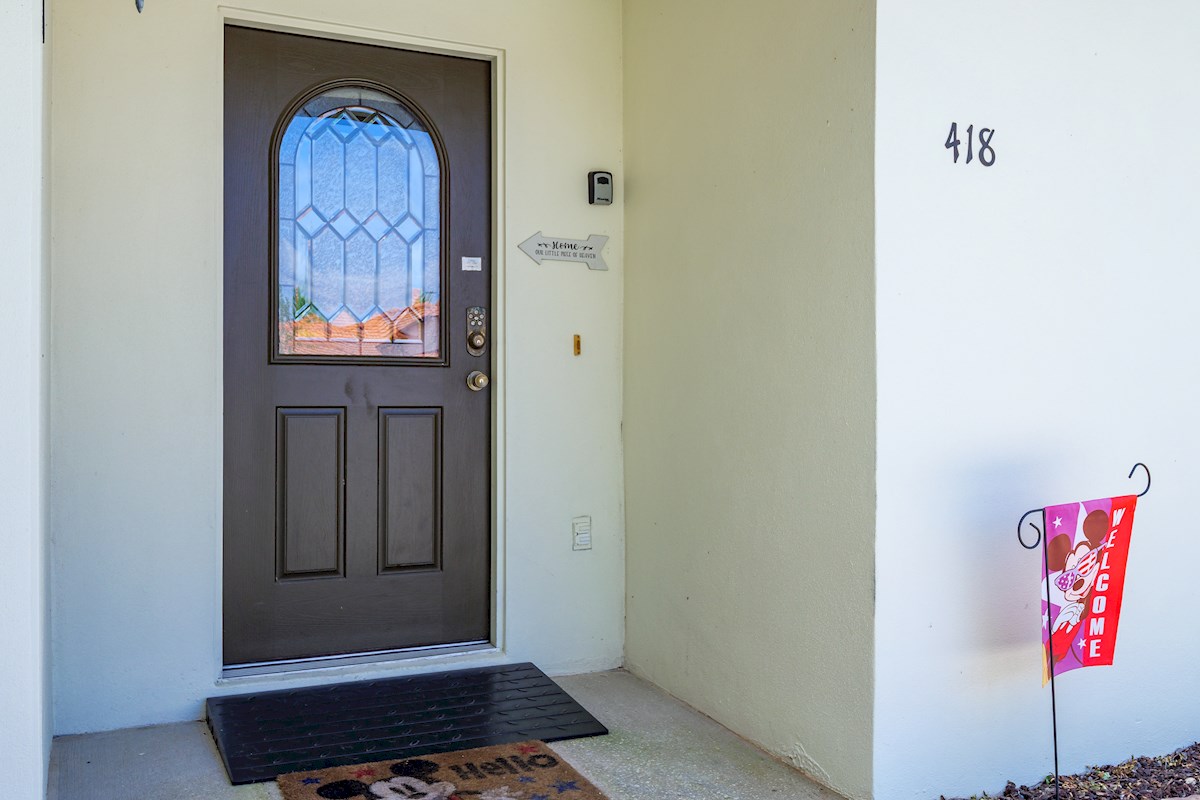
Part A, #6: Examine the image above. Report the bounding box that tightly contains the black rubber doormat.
[205,662,608,785]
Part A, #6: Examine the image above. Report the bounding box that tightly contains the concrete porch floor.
[48,669,839,800]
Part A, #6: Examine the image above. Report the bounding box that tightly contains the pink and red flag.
[1041,494,1137,683]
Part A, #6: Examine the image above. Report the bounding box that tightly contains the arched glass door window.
[276,85,442,360]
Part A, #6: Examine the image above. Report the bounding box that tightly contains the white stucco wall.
[875,3,1200,798]
[0,0,51,793]
[50,0,624,734]
[622,2,876,799]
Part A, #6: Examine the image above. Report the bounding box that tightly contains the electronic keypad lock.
[466,306,487,356]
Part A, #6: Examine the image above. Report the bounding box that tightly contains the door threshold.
[221,640,493,679]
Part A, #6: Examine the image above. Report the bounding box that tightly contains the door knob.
[466,370,490,391]
[468,331,486,351]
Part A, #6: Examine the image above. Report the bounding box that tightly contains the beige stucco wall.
[621,2,877,798]
[50,0,624,733]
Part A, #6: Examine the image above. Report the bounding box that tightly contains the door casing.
[213,8,508,679]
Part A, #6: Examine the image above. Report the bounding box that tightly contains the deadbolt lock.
[466,306,487,356]
[466,370,490,391]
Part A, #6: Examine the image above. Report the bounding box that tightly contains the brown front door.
[223,26,492,666]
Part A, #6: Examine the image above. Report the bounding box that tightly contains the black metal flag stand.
[1016,462,1150,800]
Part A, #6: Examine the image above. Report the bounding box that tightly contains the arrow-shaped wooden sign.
[518,231,609,271]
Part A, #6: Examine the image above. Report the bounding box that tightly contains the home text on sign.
[518,231,609,271]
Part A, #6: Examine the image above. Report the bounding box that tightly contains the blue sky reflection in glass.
[278,86,441,358]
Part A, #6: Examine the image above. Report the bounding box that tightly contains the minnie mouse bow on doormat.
[1016,462,1150,800]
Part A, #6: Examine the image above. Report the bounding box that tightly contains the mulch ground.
[943,743,1200,800]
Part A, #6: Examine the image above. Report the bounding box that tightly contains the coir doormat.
[277,740,607,800]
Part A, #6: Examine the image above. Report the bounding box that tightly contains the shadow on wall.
[948,456,1148,664]
[948,455,1059,655]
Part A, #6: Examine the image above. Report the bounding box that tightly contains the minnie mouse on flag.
[1041,494,1137,682]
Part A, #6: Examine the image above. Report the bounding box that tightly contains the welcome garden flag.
[1041,494,1137,682]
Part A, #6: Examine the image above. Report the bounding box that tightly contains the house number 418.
[945,122,996,166]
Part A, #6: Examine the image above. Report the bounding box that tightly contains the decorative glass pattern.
[278,87,441,358]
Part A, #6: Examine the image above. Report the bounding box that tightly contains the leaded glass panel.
[277,86,441,358]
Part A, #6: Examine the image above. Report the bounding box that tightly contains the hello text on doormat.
[277,740,608,800]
